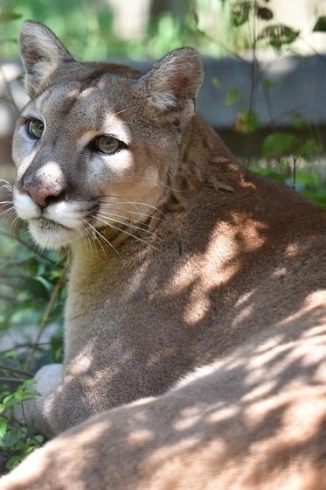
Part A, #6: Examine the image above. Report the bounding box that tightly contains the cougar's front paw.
[15,364,63,436]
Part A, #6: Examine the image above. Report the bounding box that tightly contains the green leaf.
[3,350,19,359]
[251,165,284,183]
[33,434,44,445]
[262,132,299,158]
[0,12,22,23]
[294,170,323,187]
[231,1,252,27]
[19,379,37,389]
[1,427,25,449]
[51,331,64,363]
[313,16,326,32]
[25,276,52,301]
[278,158,292,177]
[0,418,7,439]
[24,435,44,454]
[225,88,243,106]
[235,109,259,134]
[262,78,274,90]
[2,393,16,409]
[15,389,39,402]
[6,455,23,470]
[298,138,323,161]
[258,24,300,49]
[189,7,199,27]
[211,76,221,89]
[288,112,308,130]
[301,191,326,207]
[15,379,40,402]
[0,38,16,46]
[256,7,273,21]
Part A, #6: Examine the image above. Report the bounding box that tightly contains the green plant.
[0,0,224,61]
[0,380,44,470]
[219,1,325,203]
[1,22,70,456]
[0,220,67,472]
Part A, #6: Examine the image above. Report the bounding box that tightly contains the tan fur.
[2,314,326,489]
[2,20,326,488]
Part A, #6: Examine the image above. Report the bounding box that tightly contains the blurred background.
[1,0,326,177]
[1,0,326,59]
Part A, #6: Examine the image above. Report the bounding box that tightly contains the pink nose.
[23,182,65,208]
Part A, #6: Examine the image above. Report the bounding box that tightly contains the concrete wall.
[1,52,326,171]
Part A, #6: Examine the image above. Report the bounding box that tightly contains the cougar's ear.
[140,47,204,128]
[19,20,74,98]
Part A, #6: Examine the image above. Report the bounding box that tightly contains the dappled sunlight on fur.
[2,320,326,489]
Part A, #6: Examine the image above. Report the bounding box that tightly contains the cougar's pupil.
[95,135,121,154]
[26,118,44,139]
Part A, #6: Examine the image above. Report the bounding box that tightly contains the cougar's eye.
[92,135,125,155]
[26,118,44,139]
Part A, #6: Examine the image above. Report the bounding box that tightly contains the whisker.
[2,185,13,193]
[93,215,158,250]
[0,201,15,208]
[96,211,155,237]
[113,108,128,117]
[99,198,166,216]
[0,206,21,235]
[79,221,97,256]
[0,179,13,188]
[0,181,14,197]
[107,107,138,128]
[156,179,187,194]
[99,205,164,223]
[87,221,119,254]
[0,206,16,219]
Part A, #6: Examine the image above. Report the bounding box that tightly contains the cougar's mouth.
[33,216,69,226]
[28,216,82,250]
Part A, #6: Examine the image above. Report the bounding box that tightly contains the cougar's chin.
[28,218,80,250]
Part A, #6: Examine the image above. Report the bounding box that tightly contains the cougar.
[1,20,326,489]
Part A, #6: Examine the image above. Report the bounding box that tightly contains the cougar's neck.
[168,115,244,202]
[185,115,242,168]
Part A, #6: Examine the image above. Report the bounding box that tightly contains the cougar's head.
[13,21,204,250]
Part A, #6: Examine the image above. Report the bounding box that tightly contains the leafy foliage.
[0,222,66,472]
[313,16,326,33]
[262,132,299,159]
[225,88,244,107]
[235,109,260,134]
[224,1,325,203]
[257,24,300,49]
[0,380,44,470]
[231,1,252,27]
[0,13,22,23]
